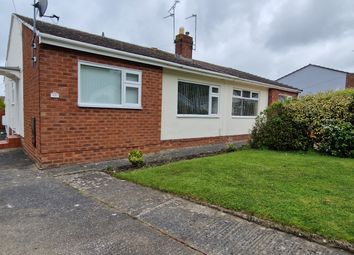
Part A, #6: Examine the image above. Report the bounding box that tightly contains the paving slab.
[0,150,200,255]
[59,171,351,255]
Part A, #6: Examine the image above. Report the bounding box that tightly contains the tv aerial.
[163,0,180,43]
[186,14,197,51]
[32,0,59,65]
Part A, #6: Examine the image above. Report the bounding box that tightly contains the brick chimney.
[175,27,193,58]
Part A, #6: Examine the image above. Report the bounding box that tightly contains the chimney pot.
[179,27,185,35]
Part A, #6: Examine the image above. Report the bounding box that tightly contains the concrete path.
[0,150,199,255]
[58,171,350,255]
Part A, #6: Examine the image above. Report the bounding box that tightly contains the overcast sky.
[1,0,354,96]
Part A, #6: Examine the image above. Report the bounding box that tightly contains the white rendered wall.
[161,69,268,140]
[278,65,347,95]
[4,16,24,136]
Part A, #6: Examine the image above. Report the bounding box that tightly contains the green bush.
[291,89,354,131]
[128,150,145,167]
[226,143,237,152]
[316,121,354,158]
[250,89,354,157]
[250,102,310,151]
[0,98,5,110]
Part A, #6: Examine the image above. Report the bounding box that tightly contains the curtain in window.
[80,65,122,105]
[232,98,242,116]
[243,99,258,116]
[178,82,209,114]
[232,98,258,116]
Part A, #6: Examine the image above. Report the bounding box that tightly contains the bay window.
[78,62,141,108]
[177,81,219,116]
[232,89,259,116]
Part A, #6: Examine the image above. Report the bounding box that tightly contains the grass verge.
[114,149,354,243]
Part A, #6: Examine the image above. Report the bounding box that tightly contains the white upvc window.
[177,81,219,116]
[78,61,142,109]
[232,89,259,117]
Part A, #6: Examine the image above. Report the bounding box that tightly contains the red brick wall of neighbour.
[0,109,4,129]
[22,26,42,163]
[345,74,354,89]
[268,89,298,105]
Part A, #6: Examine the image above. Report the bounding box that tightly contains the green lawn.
[115,150,354,243]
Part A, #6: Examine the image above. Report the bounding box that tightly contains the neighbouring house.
[1,14,300,167]
[277,64,354,95]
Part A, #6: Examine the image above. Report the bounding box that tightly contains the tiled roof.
[16,14,299,91]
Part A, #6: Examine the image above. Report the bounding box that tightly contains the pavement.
[0,149,351,255]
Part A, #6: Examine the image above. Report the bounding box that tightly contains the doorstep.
[0,135,21,150]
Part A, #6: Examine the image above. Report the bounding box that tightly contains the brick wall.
[345,73,354,89]
[35,40,163,167]
[268,88,298,105]
[161,135,250,150]
[22,25,42,164]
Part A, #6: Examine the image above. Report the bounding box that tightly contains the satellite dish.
[34,0,48,17]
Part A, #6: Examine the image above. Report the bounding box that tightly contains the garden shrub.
[226,143,237,152]
[250,102,310,151]
[128,150,145,167]
[316,121,354,158]
[250,89,354,157]
[0,98,4,110]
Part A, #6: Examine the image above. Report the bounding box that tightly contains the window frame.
[232,88,259,118]
[176,80,220,118]
[78,61,142,109]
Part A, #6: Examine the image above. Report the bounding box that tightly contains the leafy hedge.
[250,89,354,157]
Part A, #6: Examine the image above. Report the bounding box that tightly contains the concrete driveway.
[0,149,350,255]
[0,150,198,255]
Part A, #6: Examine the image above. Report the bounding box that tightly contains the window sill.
[232,116,257,119]
[78,103,142,110]
[177,114,220,119]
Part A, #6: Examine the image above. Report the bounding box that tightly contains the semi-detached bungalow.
[1,14,300,168]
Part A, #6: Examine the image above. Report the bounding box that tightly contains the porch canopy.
[0,66,21,81]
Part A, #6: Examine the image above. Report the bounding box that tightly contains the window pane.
[233,90,241,96]
[212,87,219,93]
[211,97,218,114]
[126,87,139,104]
[278,95,286,102]
[80,65,122,105]
[243,99,258,116]
[252,92,259,99]
[178,82,209,115]
[126,73,139,82]
[232,98,242,116]
[242,90,251,98]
